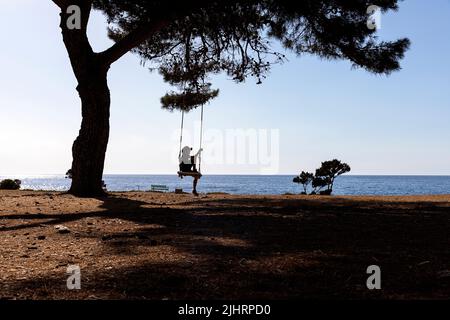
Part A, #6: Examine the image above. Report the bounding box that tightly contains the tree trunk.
[54,3,112,197]
[69,66,111,197]
[54,1,166,197]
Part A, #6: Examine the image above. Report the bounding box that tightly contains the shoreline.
[3,175,450,197]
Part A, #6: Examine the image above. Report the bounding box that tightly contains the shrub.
[0,179,22,190]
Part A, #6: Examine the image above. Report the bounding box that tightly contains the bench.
[150,184,169,192]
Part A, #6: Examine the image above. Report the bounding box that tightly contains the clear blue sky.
[0,1,449,175]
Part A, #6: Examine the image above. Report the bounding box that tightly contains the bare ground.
[0,191,450,300]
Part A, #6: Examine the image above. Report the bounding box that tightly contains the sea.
[1,175,450,196]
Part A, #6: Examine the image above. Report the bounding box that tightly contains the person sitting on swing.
[179,146,203,196]
[179,146,203,173]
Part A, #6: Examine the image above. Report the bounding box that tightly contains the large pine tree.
[51,0,409,196]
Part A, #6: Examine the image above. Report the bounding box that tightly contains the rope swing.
[178,103,204,179]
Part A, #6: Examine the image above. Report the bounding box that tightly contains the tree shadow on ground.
[1,194,450,299]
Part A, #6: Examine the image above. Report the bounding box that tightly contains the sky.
[0,0,449,176]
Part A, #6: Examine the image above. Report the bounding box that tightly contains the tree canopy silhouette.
[51,0,409,196]
[314,159,351,194]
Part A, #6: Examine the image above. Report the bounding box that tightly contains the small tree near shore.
[314,159,351,195]
[293,171,314,194]
[295,159,351,195]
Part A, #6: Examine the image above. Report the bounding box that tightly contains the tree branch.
[100,19,170,66]
[51,0,68,8]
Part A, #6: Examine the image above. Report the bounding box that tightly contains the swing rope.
[198,104,204,173]
[179,110,185,157]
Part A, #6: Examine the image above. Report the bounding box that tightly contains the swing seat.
[178,171,202,179]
